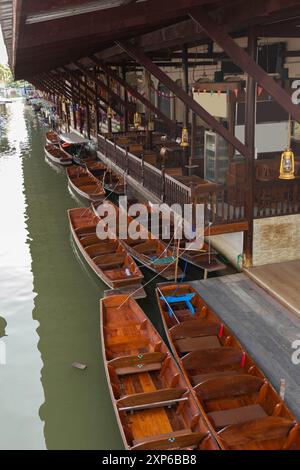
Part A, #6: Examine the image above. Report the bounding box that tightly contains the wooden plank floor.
[190,274,300,420]
[245,260,300,318]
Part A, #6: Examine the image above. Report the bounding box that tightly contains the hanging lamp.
[279,116,295,180]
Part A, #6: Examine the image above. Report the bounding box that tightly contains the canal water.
[0,101,217,449]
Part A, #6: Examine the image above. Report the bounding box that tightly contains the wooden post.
[182,45,190,175]
[107,74,113,134]
[243,31,257,267]
[85,75,91,139]
[122,65,129,133]
[70,75,77,130]
[145,69,152,149]
[94,67,100,135]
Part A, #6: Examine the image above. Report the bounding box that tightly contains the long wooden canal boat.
[100,294,219,451]
[68,208,145,295]
[103,170,126,196]
[84,160,107,177]
[44,143,73,166]
[92,201,184,281]
[156,283,300,450]
[46,130,60,145]
[66,166,105,202]
[128,201,226,277]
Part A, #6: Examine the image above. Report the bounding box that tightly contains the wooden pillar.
[70,76,77,130]
[191,112,197,160]
[94,67,100,135]
[107,73,112,134]
[122,66,129,133]
[84,75,91,139]
[227,91,236,162]
[243,31,257,267]
[145,69,153,149]
[182,45,190,175]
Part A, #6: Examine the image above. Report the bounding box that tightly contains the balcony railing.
[97,134,300,226]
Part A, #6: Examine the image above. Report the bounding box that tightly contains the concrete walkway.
[246,260,300,318]
[190,273,300,420]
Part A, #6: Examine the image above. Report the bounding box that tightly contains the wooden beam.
[89,55,179,133]
[204,221,249,237]
[189,7,300,123]
[116,41,251,158]
[73,61,135,114]
[59,67,108,114]
[243,32,258,268]
[20,0,215,49]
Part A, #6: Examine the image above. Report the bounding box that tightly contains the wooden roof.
[2,0,300,79]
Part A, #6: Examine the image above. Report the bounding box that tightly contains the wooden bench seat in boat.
[175,336,221,354]
[191,370,239,386]
[86,244,119,258]
[131,430,208,451]
[80,235,101,247]
[75,225,97,236]
[194,374,264,401]
[170,320,221,340]
[108,352,166,376]
[95,253,126,269]
[104,267,138,280]
[77,185,100,193]
[182,348,244,374]
[208,404,267,430]
[118,388,188,412]
[218,416,295,449]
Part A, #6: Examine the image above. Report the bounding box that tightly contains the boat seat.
[218,416,295,449]
[182,348,244,373]
[118,389,188,412]
[170,320,221,340]
[96,253,126,269]
[194,374,264,401]
[86,243,119,257]
[161,294,196,317]
[109,352,166,375]
[208,404,267,430]
[116,363,162,376]
[80,235,100,247]
[174,336,221,354]
[75,225,97,236]
[131,429,206,451]
[191,370,239,386]
[117,388,186,409]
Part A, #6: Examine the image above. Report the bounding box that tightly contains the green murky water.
[0,101,208,450]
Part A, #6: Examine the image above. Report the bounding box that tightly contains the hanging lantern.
[279,148,295,180]
[107,106,113,119]
[180,127,189,148]
[147,119,154,132]
[134,112,142,129]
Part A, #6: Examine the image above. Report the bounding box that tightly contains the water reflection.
[21,105,122,449]
[0,101,45,450]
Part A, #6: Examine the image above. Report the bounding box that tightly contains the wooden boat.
[103,170,126,196]
[156,283,300,450]
[46,130,60,145]
[100,294,219,451]
[44,144,73,166]
[92,201,184,281]
[128,200,226,277]
[84,160,107,177]
[66,166,105,202]
[68,208,145,295]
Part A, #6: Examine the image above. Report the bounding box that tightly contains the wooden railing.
[98,134,191,207]
[255,179,300,218]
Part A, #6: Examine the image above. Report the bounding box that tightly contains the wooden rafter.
[189,7,300,123]
[89,55,179,133]
[117,41,251,158]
